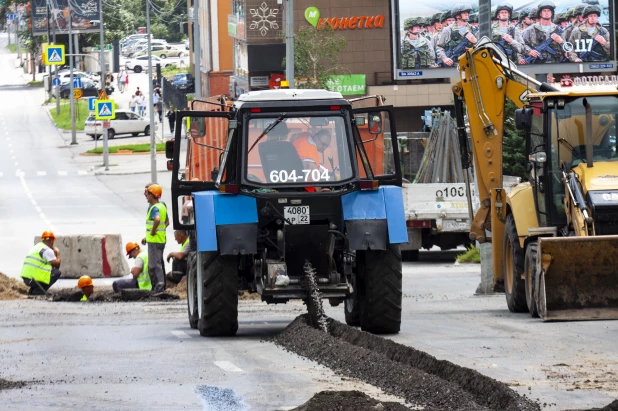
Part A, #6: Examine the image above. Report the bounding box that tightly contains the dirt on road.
[290,390,410,411]
[0,272,28,300]
[274,315,541,411]
[0,378,27,391]
[49,286,180,302]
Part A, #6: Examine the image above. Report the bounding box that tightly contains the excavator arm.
[452,38,555,243]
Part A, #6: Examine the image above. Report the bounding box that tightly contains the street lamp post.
[69,5,77,145]
[147,0,157,183]
[98,0,109,170]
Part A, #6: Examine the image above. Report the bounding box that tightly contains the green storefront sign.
[325,74,366,95]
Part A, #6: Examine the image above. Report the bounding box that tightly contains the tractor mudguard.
[193,191,258,254]
[342,186,407,250]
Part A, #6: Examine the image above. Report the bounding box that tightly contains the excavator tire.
[186,252,199,329]
[524,242,540,317]
[197,252,239,337]
[358,244,402,334]
[503,214,528,313]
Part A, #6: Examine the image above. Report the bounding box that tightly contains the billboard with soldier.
[391,0,614,79]
[393,0,481,79]
[491,0,612,65]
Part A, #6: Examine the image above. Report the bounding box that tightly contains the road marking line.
[31,199,38,206]
[14,162,18,166]
[11,156,15,159]
[35,206,42,213]
[37,171,47,176]
[214,361,243,373]
[17,173,56,233]
[77,170,88,176]
[8,143,11,147]
[57,171,68,176]
[16,171,25,177]
[170,330,191,339]
[9,150,13,153]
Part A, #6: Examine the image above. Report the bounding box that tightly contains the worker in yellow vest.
[20,231,62,295]
[166,230,191,285]
[77,276,94,301]
[112,242,152,292]
[141,184,168,292]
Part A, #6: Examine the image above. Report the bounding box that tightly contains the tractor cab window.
[245,115,354,185]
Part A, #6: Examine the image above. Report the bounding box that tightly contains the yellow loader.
[453,37,618,321]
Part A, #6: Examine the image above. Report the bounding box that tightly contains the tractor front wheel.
[186,252,198,329]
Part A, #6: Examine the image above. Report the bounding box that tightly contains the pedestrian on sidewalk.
[141,184,168,292]
[20,231,62,295]
[137,92,146,117]
[77,275,94,301]
[129,94,137,113]
[112,242,152,292]
[166,106,176,135]
[118,67,128,93]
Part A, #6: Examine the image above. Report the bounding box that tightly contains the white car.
[84,110,152,140]
[125,55,172,73]
[56,71,99,85]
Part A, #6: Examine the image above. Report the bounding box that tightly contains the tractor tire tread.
[198,252,238,337]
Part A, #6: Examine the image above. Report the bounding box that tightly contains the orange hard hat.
[77,276,93,289]
[147,184,163,198]
[125,242,140,255]
[41,230,56,240]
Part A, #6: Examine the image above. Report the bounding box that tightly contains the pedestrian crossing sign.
[44,45,65,65]
[95,100,115,120]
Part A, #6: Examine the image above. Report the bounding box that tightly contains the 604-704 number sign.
[270,169,330,183]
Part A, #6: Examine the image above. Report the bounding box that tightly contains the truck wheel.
[524,242,539,317]
[186,252,198,329]
[358,244,402,334]
[344,270,363,326]
[402,250,419,262]
[197,251,239,337]
[503,214,528,313]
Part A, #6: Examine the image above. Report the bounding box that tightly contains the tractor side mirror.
[515,108,533,130]
[368,114,383,135]
[190,117,206,138]
[165,139,174,159]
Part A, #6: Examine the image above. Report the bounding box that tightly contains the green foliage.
[503,99,528,179]
[456,245,481,263]
[6,43,16,53]
[86,143,165,154]
[49,100,90,131]
[290,25,347,89]
[161,64,187,78]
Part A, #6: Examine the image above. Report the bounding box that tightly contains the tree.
[289,25,347,89]
[503,98,527,179]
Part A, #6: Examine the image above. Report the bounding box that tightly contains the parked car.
[125,55,172,73]
[172,73,195,92]
[126,39,168,56]
[134,45,185,59]
[56,71,97,85]
[56,79,112,99]
[84,110,152,140]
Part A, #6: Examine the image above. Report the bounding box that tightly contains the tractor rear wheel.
[524,242,539,317]
[197,252,239,337]
[358,244,402,334]
[503,214,528,313]
[186,252,198,329]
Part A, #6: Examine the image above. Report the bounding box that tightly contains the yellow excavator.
[453,37,618,321]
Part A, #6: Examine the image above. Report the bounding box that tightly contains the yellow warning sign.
[98,89,108,100]
[74,88,83,100]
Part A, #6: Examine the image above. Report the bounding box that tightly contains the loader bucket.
[537,236,618,321]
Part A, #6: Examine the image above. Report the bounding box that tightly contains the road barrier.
[34,234,129,279]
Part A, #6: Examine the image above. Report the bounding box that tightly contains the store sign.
[250,76,269,87]
[550,74,618,87]
[30,0,100,35]
[306,7,385,30]
[324,74,366,95]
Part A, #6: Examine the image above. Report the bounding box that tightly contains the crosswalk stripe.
[57,171,68,176]
[214,361,243,373]
[77,170,88,176]
[37,171,47,176]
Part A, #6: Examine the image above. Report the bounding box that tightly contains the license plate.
[442,220,469,231]
[284,206,310,225]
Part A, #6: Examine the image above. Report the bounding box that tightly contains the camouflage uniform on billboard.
[491,4,526,64]
[567,6,610,62]
[521,2,565,63]
[436,4,478,66]
[401,18,437,69]
[517,9,531,31]
[562,4,586,42]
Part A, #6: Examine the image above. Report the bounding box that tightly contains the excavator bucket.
[537,236,618,321]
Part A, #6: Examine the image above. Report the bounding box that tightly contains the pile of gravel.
[290,390,409,411]
[0,378,27,391]
[0,272,29,300]
[273,315,540,411]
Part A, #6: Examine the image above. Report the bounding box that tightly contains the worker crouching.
[166,230,190,285]
[20,231,62,295]
[112,242,152,292]
[77,275,94,301]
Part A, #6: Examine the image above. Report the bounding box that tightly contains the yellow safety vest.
[136,251,152,290]
[81,294,88,301]
[146,202,167,244]
[180,238,190,252]
[20,242,52,285]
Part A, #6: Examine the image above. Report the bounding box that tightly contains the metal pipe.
[147,0,157,183]
[69,7,77,145]
[193,0,202,99]
[285,0,294,88]
[99,0,109,170]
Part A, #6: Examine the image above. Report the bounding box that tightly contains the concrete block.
[34,234,129,279]
[476,242,495,295]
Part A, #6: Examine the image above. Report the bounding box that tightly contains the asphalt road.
[1,32,617,411]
